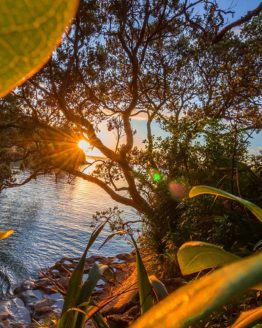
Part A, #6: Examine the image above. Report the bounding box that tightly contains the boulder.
[33,298,55,315]
[0,297,31,326]
[116,253,134,263]
[19,289,44,307]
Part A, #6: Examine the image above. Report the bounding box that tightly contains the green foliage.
[0,0,79,97]
[58,226,168,327]
[58,222,107,328]
[1,2,262,327]
[1,1,261,259]
[189,185,262,222]
[177,241,239,275]
[143,118,262,254]
[56,193,262,327]
[131,251,262,328]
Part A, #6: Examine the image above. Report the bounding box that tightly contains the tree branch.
[213,2,262,43]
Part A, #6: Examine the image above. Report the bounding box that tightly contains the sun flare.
[78,139,89,153]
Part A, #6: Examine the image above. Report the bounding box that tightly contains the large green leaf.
[232,307,262,328]
[131,251,262,328]
[177,241,240,275]
[189,185,262,222]
[58,222,106,328]
[0,0,79,97]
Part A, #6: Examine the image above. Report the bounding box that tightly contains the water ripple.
[0,175,136,295]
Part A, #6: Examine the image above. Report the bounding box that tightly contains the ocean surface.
[0,175,137,295]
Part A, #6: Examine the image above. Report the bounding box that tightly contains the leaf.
[189,185,262,222]
[177,241,262,291]
[75,263,112,327]
[92,313,110,328]
[0,229,14,240]
[130,235,154,314]
[232,307,262,328]
[66,307,87,316]
[131,251,262,328]
[58,222,106,328]
[78,263,109,304]
[177,241,240,275]
[0,0,79,97]
[149,275,168,302]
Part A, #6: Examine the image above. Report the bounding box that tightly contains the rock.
[0,298,31,326]
[0,310,11,320]
[125,305,140,318]
[46,292,63,301]
[35,305,52,314]
[49,269,61,278]
[51,298,64,312]
[107,314,130,328]
[46,293,64,311]
[116,253,134,263]
[56,276,70,289]
[34,298,55,315]
[13,280,35,295]
[20,280,35,291]
[18,289,44,307]
[0,320,11,328]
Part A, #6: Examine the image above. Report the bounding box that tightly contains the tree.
[1,0,262,252]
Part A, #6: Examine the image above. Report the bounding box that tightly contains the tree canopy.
[1,0,262,251]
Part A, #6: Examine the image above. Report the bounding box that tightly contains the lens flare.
[78,139,89,153]
[153,172,162,182]
[169,182,188,200]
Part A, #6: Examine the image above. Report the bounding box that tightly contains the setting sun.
[78,139,89,153]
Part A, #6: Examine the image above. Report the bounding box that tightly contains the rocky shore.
[0,252,138,328]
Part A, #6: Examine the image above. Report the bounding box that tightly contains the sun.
[78,139,89,153]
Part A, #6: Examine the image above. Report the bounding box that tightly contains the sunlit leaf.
[232,307,262,328]
[0,229,14,240]
[177,241,239,275]
[66,307,87,316]
[189,185,262,222]
[130,235,154,314]
[131,251,262,328]
[149,275,168,302]
[0,0,79,97]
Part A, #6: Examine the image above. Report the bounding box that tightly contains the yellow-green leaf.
[131,251,262,328]
[0,229,14,240]
[232,307,262,328]
[0,0,79,97]
[177,241,240,275]
[177,241,262,291]
[189,185,262,222]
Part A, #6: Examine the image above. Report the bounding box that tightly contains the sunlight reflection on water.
[0,175,137,294]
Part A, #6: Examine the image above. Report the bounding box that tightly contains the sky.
[216,0,261,17]
[90,0,262,156]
